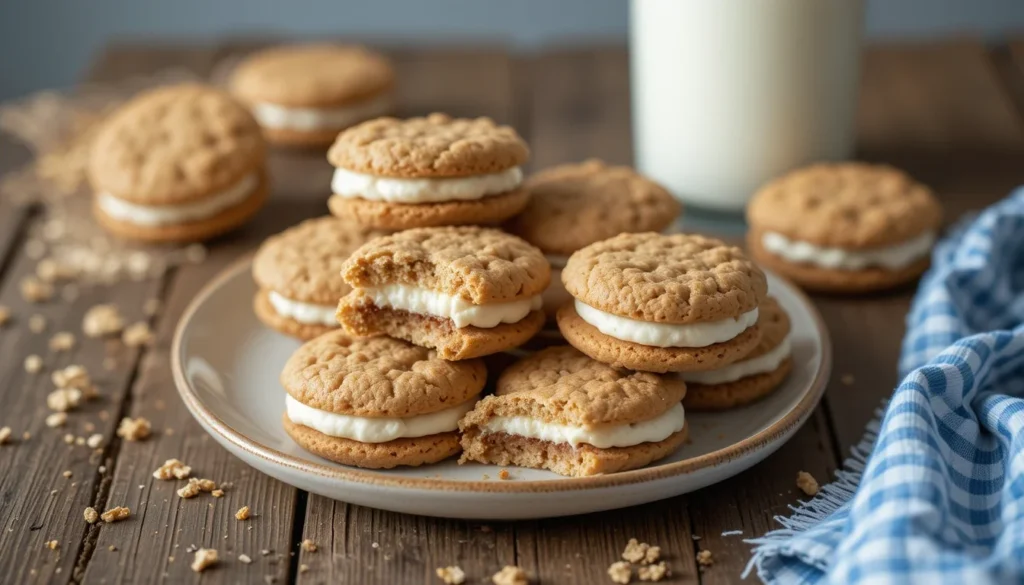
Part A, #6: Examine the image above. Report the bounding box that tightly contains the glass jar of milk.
[631,0,865,212]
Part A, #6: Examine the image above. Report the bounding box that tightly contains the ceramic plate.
[173,257,831,519]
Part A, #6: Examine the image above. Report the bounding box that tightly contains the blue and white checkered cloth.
[747,188,1024,585]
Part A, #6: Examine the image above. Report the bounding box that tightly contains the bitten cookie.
[230,44,395,147]
[680,297,792,410]
[557,232,767,373]
[281,331,485,469]
[459,346,688,477]
[252,216,383,340]
[336,226,550,360]
[89,84,268,243]
[747,163,942,293]
[327,113,531,230]
[505,160,681,320]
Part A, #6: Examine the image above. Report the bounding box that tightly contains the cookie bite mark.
[326,114,531,229]
[252,216,383,340]
[337,227,549,359]
[281,332,485,468]
[230,44,395,145]
[746,163,942,292]
[459,346,688,477]
[680,297,793,410]
[558,233,766,372]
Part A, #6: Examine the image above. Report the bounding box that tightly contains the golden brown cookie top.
[281,332,485,417]
[88,84,265,205]
[342,226,550,303]
[562,232,766,324]
[252,216,384,305]
[505,160,680,256]
[327,113,529,178]
[744,297,791,360]
[462,346,686,428]
[230,44,394,107]
[746,163,942,248]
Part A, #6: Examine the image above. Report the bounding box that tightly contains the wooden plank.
[821,40,1024,456]
[292,47,523,585]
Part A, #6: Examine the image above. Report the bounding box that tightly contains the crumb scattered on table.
[696,550,713,568]
[28,314,47,333]
[238,553,252,564]
[122,321,153,347]
[82,304,124,338]
[116,416,151,441]
[622,538,651,564]
[153,458,191,480]
[101,506,130,523]
[0,306,9,326]
[62,470,72,478]
[436,565,466,584]
[301,539,317,553]
[0,427,10,445]
[21,277,54,303]
[212,489,224,498]
[86,433,103,449]
[83,507,98,524]
[796,471,820,496]
[45,412,66,428]
[48,331,75,352]
[24,355,43,374]
[492,565,529,585]
[45,540,58,550]
[607,561,631,584]
[191,548,218,572]
[235,506,250,521]
[638,561,670,582]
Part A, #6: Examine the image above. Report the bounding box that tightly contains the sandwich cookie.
[89,84,268,243]
[505,160,681,320]
[337,226,549,360]
[230,44,394,147]
[281,332,485,469]
[557,233,767,373]
[747,163,942,293]
[327,114,530,230]
[679,297,792,410]
[459,346,688,477]
[252,216,382,340]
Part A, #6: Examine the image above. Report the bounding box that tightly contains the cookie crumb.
[696,550,713,568]
[116,417,151,441]
[83,507,99,524]
[22,431,30,440]
[82,304,124,338]
[143,298,162,317]
[643,546,661,564]
[607,561,632,584]
[63,433,74,444]
[0,306,9,326]
[299,564,309,574]
[28,314,47,333]
[153,458,191,480]
[45,540,59,550]
[101,506,130,523]
[191,548,218,572]
[21,277,54,303]
[45,412,67,428]
[86,433,103,449]
[498,469,511,480]
[436,565,466,584]
[109,545,118,552]
[797,471,820,496]
[622,538,650,564]
[492,565,529,585]
[638,562,669,582]
[24,355,43,374]
[301,539,317,553]
[235,506,250,521]
[0,427,10,445]
[122,321,153,347]
[212,489,225,498]
[48,388,82,412]
[48,331,76,352]
[238,553,252,564]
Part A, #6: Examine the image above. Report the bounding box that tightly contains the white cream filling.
[680,334,792,385]
[98,173,258,227]
[331,166,522,203]
[481,402,685,449]
[286,395,475,443]
[761,230,935,271]
[364,284,542,329]
[575,299,758,348]
[251,94,392,132]
[268,291,337,327]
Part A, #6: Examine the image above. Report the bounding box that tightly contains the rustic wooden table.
[1,39,1023,584]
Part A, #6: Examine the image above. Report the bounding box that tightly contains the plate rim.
[172,255,832,494]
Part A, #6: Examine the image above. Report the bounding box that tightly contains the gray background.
[2,0,1024,101]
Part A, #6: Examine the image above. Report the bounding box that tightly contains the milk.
[630,0,865,212]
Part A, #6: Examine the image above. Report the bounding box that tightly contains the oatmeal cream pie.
[252,216,382,340]
[505,160,681,320]
[337,226,549,360]
[230,44,394,147]
[747,163,942,293]
[89,84,268,243]
[680,297,792,410]
[459,346,688,477]
[326,114,531,230]
[557,233,767,373]
[281,332,485,468]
